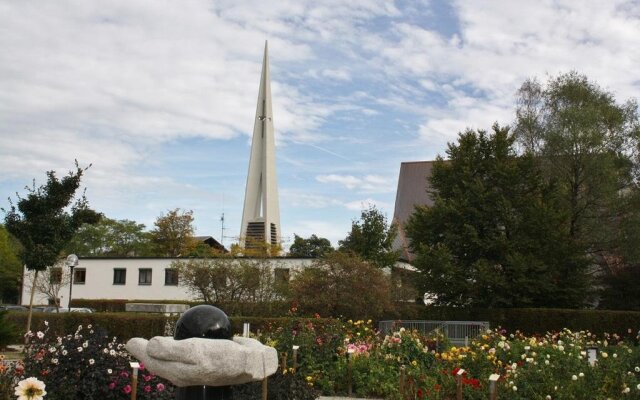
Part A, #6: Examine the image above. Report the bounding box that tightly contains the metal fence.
[378,320,490,346]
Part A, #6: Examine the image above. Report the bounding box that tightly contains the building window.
[113,269,126,285]
[73,268,86,284]
[139,269,152,285]
[274,268,290,285]
[49,267,62,284]
[165,269,179,286]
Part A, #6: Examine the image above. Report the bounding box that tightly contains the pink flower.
[144,385,151,393]
[156,383,165,392]
[139,363,145,371]
[120,371,129,378]
[143,374,152,382]
[123,385,132,394]
[108,382,116,390]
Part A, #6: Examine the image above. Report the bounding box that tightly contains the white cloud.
[343,198,391,211]
[316,174,394,193]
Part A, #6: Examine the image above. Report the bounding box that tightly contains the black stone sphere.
[174,305,232,340]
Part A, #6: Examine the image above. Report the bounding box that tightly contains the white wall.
[21,257,315,307]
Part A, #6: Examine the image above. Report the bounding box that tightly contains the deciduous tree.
[288,234,333,258]
[3,163,99,335]
[290,251,393,319]
[151,208,196,257]
[0,225,22,303]
[66,218,154,256]
[339,206,399,269]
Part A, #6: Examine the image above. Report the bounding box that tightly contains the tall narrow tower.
[240,41,281,249]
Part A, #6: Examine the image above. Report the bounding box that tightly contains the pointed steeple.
[240,41,281,250]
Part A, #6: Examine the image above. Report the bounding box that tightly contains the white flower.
[108,369,113,374]
[622,387,630,393]
[558,345,565,352]
[579,372,584,378]
[83,341,88,348]
[44,321,49,326]
[636,383,640,390]
[14,377,47,400]
[635,367,640,372]
[88,324,92,329]
[512,386,518,391]
[103,348,109,354]
[546,396,552,400]
[545,360,550,365]
[48,347,56,353]
[89,359,95,365]
[613,353,618,358]
[109,349,116,356]
[36,331,44,339]
[77,347,83,352]
[572,375,578,381]
[62,350,68,356]
[51,358,58,365]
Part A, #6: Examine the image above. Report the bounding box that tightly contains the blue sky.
[1,1,640,248]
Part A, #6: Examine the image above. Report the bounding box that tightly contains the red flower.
[123,385,132,394]
[108,382,116,390]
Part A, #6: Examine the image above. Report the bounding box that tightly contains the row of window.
[49,267,291,286]
[50,267,179,286]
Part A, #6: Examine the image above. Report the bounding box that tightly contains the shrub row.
[71,299,292,316]
[390,304,640,337]
[6,312,177,341]
[5,312,337,342]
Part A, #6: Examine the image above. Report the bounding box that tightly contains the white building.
[21,257,315,308]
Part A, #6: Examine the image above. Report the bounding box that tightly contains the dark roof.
[392,161,435,262]
[194,236,227,253]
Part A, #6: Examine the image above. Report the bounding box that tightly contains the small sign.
[457,368,466,376]
[292,345,300,350]
[489,374,500,382]
[587,347,598,366]
[129,362,140,369]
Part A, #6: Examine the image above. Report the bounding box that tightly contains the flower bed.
[1,317,639,399]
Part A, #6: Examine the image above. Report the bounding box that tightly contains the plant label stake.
[243,322,250,338]
[261,377,267,400]
[347,348,355,397]
[456,368,465,400]
[489,374,500,400]
[130,362,140,400]
[292,345,299,373]
[399,365,406,398]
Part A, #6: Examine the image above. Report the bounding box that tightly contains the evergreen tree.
[406,125,591,308]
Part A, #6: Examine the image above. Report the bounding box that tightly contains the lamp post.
[65,254,78,312]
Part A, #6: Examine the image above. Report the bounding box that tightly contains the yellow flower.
[305,376,313,382]
[411,360,417,366]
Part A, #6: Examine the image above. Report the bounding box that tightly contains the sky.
[1,1,640,249]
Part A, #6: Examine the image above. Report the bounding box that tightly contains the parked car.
[0,305,28,312]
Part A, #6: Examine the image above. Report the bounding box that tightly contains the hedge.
[389,304,640,337]
[6,312,176,341]
[71,299,292,316]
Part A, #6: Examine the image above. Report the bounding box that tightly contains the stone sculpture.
[126,305,277,399]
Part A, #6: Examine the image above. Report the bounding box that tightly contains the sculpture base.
[175,385,232,400]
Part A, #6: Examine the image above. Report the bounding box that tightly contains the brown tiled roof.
[392,161,435,262]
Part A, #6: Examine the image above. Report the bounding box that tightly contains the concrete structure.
[240,41,281,249]
[392,161,435,262]
[21,257,314,308]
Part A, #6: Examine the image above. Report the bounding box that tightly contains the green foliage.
[288,234,333,258]
[66,218,155,257]
[339,205,399,269]
[290,251,393,319]
[0,311,19,349]
[394,306,640,337]
[3,163,100,272]
[515,72,640,266]
[172,256,286,304]
[407,125,591,308]
[5,312,176,341]
[0,225,22,303]
[150,208,196,257]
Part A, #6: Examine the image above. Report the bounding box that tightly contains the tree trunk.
[25,269,38,345]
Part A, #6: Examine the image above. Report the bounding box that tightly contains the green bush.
[0,311,19,348]
[5,312,176,341]
[71,299,292,316]
[389,305,640,337]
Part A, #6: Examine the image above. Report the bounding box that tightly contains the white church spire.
[240,41,281,250]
